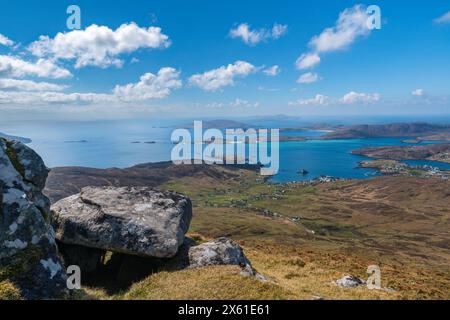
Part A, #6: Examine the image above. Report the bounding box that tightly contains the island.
[352,143,450,164]
[322,122,450,140]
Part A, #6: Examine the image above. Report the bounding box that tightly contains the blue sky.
[0,0,449,119]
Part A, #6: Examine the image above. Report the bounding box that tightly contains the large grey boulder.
[0,139,68,299]
[50,186,192,258]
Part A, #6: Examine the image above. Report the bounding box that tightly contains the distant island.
[402,133,450,144]
[353,143,450,164]
[322,122,450,140]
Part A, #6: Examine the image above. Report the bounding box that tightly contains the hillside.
[45,163,450,300]
[45,162,259,203]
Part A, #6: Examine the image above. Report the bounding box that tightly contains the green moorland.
[72,165,450,300]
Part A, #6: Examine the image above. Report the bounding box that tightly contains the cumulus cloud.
[230,98,260,108]
[0,55,72,79]
[0,91,114,105]
[290,91,380,106]
[295,53,321,70]
[297,72,319,84]
[434,11,450,24]
[28,23,171,68]
[0,34,14,46]
[411,88,425,97]
[200,98,259,109]
[0,68,181,106]
[289,94,330,106]
[309,5,371,53]
[114,67,182,101]
[229,23,287,46]
[263,65,280,76]
[339,91,380,104]
[188,61,256,91]
[0,78,67,91]
[295,5,372,71]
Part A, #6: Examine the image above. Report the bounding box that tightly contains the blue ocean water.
[1,119,448,183]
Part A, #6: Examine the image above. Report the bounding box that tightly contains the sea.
[1,118,449,183]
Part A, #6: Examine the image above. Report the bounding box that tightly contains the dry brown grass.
[0,281,22,300]
[76,167,450,300]
[122,266,294,300]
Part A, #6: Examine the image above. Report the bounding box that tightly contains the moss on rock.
[4,140,26,179]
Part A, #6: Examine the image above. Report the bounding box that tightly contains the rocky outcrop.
[51,186,192,258]
[0,139,68,299]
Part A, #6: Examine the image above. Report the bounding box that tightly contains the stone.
[186,237,263,279]
[0,139,68,299]
[51,186,192,258]
[335,275,366,288]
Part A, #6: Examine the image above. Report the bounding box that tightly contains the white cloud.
[289,94,330,106]
[257,86,279,92]
[229,23,287,46]
[230,98,259,108]
[0,79,67,91]
[188,61,256,91]
[0,34,14,46]
[0,68,181,106]
[0,55,72,79]
[114,67,181,101]
[339,91,380,104]
[0,91,114,105]
[29,23,171,68]
[290,91,380,106]
[434,11,450,24]
[263,65,280,76]
[295,5,372,72]
[295,53,321,70]
[411,88,425,97]
[309,5,371,53]
[200,98,259,109]
[297,72,319,84]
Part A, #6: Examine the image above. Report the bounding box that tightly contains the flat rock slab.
[51,187,192,258]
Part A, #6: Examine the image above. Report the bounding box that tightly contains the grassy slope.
[79,166,449,300]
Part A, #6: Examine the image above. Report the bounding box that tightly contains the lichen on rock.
[0,139,68,300]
